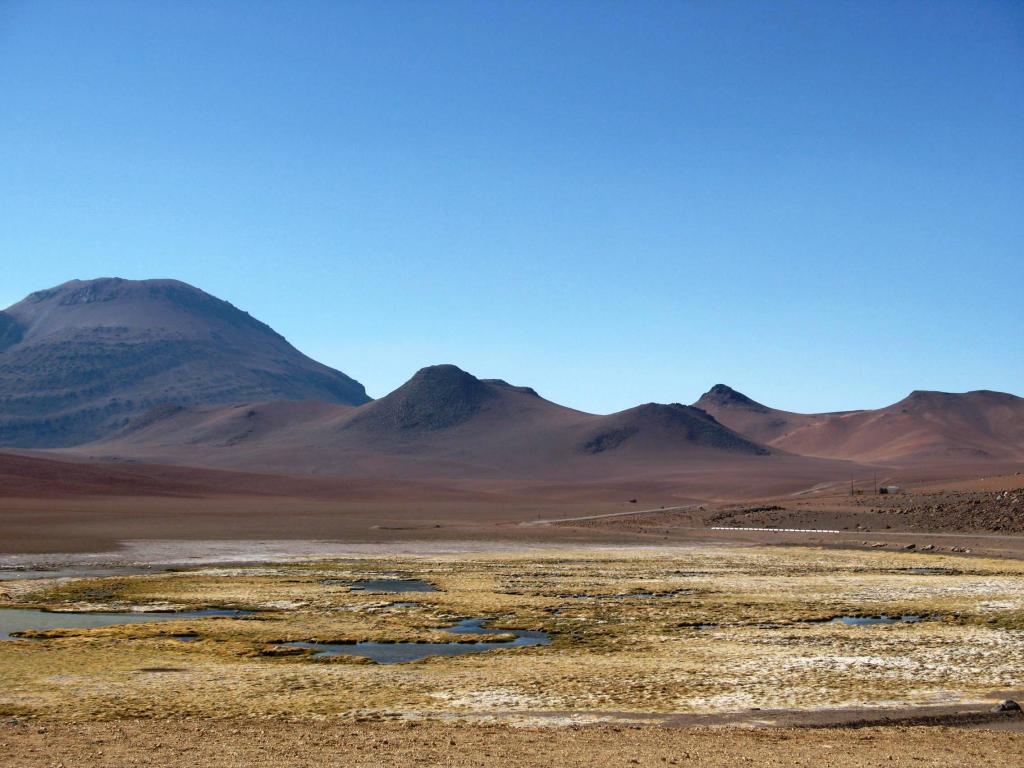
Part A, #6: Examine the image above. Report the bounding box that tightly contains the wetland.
[1,545,1023,722]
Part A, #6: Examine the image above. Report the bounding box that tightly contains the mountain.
[696,384,770,412]
[0,278,369,447]
[78,364,775,481]
[694,385,1024,464]
[345,364,503,433]
[578,402,767,457]
[693,384,831,446]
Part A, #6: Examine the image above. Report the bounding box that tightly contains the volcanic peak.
[345,364,497,432]
[696,384,768,412]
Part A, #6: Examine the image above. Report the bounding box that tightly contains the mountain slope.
[693,384,832,446]
[345,364,500,433]
[694,385,1024,463]
[81,365,776,480]
[0,278,369,447]
[578,402,767,457]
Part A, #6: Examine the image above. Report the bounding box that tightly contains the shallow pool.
[0,567,165,581]
[822,614,924,626]
[350,578,438,593]
[0,608,251,640]
[280,618,550,663]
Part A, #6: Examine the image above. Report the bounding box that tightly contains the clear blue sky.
[1,1,1021,413]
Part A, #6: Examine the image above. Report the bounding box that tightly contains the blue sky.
[1,1,1021,412]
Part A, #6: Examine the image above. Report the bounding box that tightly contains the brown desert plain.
[2,279,1024,765]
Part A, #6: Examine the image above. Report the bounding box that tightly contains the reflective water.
[322,578,438,593]
[0,608,251,640]
[823,615,923,625]
[349,579,437,593]
[281,618,550,663]
[0,567,164,581]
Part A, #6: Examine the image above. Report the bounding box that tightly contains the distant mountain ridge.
[0,278,369,447]
[80,363,773,479]
[694,385,1024,463]
[2,277,1020,478]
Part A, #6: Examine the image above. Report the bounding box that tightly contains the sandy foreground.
[3,719,1024,767]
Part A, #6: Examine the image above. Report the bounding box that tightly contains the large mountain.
[694,384,1024,463]
[0,278,369,447]
[79,364,774,482]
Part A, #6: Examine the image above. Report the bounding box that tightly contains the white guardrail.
[709,526,845,534]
